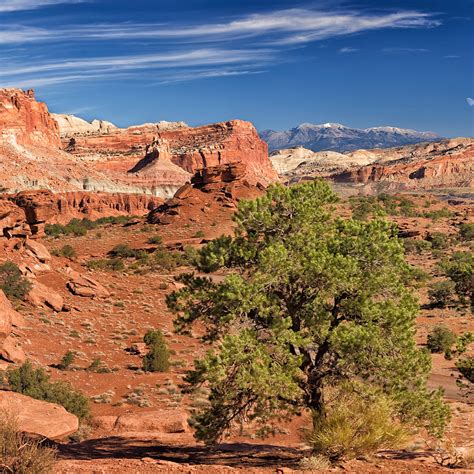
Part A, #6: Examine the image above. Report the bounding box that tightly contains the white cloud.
[383,47,430,53]
[0,49,272,87]
[467,98,474,106]
[0,0,85,12]
[339,47,359,53]
[0,8,441,44]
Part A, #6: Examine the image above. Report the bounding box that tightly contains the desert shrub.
[428,232,449,250]
[307,384,409,461]
[142,329,170,372]
[403,238,431,254]
[108,243,137,258]
[148,235,163,245]
[398,198,417,217]
[0,261,32,300]
[456,357,474,383]
[57,351,75,370]
[350,196,385,221]
[459,223,474,241]
[85,258,124,271]
[4,361,90,420]
[194,230,205,238]
[377,193,399,215]
[52,244,77,260]
[148,247,183,271]
[45,216,137,238]
[428,281,456,308]
[0,412,56,473]
[423,208,452,221]
[440,252,473,306]
[426,326,457,355]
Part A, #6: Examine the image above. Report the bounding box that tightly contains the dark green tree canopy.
[167,181,449,444]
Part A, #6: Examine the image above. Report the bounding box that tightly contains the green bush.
[307,384,409,461]
[142,330,170,372]
[108,244,137,258]
[440,252,473,306]
[85,258,124,271]
[0,261,32,300]
[403,238,431,254]
[3,361,90,420]
[459,223,474,241]
[52,244,77,260]
[0,412,56,473]
[426,326,457,355]
[428,232,449,250]
[456,357,474,383]
[398,198,418,217]
[350,197,385,221]
[148,235,163,245]
[57,351,75,370]
[422,209,452,221]
[428,281,456,308]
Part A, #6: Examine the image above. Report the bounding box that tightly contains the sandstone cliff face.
[0,89,60,148]
[65,119,278,189]
[330,138,474,192]
[0,190,162,237]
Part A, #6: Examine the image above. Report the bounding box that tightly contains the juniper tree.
[167,181,449,444]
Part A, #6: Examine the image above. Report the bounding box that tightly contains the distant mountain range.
[260,123,440,152]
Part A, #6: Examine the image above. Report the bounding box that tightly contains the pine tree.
[167,181,450,444]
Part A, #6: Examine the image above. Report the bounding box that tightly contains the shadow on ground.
[58,438,303,469]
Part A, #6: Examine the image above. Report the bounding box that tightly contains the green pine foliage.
[440,252,473,307]
[142,330,170,372]
[167,180,450,445]
[0,261,32,300]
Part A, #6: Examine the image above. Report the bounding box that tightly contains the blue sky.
[0,0,472,136]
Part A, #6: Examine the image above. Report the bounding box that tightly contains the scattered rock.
[0,390,78,439]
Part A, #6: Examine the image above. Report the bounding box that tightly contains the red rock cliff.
[0,89,61,148]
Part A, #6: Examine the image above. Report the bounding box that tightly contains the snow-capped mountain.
[260,123,440,152]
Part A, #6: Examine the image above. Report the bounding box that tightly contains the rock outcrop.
[0,391,79,439]
[0,190,162,237]
[0,89,60,148]
[0,290,26,364]
[52,114,117,137]
[330,138,474,192]
[65,119,277,191]
[66,268,110,298]
[148,163,264,226]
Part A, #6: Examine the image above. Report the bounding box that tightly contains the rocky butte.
[0,89,278,221]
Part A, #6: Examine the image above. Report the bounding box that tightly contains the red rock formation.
[0,89,60,148]
[331,139,474,192]
[148,163,264,226]
[65,119,278,188]
[0,190,162,237]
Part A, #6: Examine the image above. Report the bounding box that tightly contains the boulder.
[0,335,26,364]
[24,239,52,263]
[0,391,78,439]
[114,410,188,434]
[66,268,109,298]
[27,281,64,312]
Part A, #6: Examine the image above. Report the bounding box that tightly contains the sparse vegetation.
[57,350,75,370]
[306,383,409,461]
[2,361,90,420]
[142,329,170,372]
[0,260,32,300]
[456,357,474,383]
[45,216,138,238]
[440,252,473,307]
[459,223,474,241]
[52,244,77,260]
[428,280,456,308]
[0,412,56,474]
[426,326,457,355]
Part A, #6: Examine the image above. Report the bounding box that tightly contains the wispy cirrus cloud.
[0,0,86,12]
[467,98,474,106]
[0,8,441,45]
[0,49,273,88]
[0,6,442,88]
[382,47,430,53]
[339,47,359,53]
